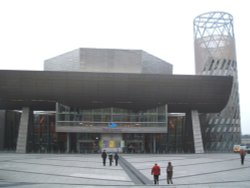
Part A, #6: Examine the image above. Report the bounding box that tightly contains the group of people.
[101,150,173,184]
[151,162,173,185]
[100,148,247,185]
[101,150,119,166]
[151,149,247,185]
[101,149,173,185]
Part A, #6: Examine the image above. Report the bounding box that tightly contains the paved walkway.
[0,153,249,187]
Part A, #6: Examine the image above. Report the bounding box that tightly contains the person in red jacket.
[151,163,161,184]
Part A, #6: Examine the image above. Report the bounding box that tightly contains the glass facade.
[56,103,167,128]
[55,103,170,153]
[27,112,67,153]
[167,114,194,153]
[1,110,191,153]
[2,111,20,150]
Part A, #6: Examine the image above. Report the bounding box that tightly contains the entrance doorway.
[79,141,98,153]
[101,133,122,152]
[123,133,144,153]
[77,133,100,153]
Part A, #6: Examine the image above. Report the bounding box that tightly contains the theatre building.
[0,48,233,154]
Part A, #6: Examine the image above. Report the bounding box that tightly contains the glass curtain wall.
[3,111,21,151]
[56,103,166,128]
[167,115,193,153]
[27,112,65,153]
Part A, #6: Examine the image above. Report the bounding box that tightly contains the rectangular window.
[225,60,231,69]
[221,59,226,69]
[209,59,215,70]
[214,60,220,69]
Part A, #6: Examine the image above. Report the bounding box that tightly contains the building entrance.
[73,133,168,153]
[123,133,145,153]
[100,133,123,152]
[123,133,168,153]
[77,133,100,153]
[78,141,99,153]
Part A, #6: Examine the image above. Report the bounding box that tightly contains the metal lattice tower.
[193,12,241,152]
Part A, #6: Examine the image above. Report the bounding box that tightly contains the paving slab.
[0,153,249,187]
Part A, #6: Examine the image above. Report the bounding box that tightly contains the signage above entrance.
[108,122,117,128]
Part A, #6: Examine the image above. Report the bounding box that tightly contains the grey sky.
[0,0,249,134]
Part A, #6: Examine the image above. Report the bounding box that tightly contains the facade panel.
[44,48,173,74]
[44,49,80,71]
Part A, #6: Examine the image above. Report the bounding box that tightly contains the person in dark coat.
[166,162,173,184]
[114,152,119,166]
[101,150,107,166]
[108,153,113,166]
[240,148,246,165]
[151,163,161,184]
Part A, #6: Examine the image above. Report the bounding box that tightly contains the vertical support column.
[0,110,6,150]
[55,102,59,126]
[76,133,80,153]
[153,134,156,153]
[67,133,70,153]
[16,107,30,153]
[111,107,113,122]
[165,104,168,131]
[191,110,204,153]
[164,104,169,153]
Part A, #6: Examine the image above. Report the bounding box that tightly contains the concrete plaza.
[0,153,249,188]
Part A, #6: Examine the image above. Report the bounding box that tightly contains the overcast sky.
[0,0,249,134]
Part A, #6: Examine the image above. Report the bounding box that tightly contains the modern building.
[194,11,241,152]
[0,48,233,154]
[0,12,240,154]
[241,135,250,148]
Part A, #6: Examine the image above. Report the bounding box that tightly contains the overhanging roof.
[0,70,233,112]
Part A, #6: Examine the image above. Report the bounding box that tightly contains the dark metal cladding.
[0,70,233,112]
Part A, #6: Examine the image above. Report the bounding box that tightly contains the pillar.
[67,133,70,153]
[191,110,204,153]
[16,107,31,153]
[153,134,156,153]
[0,110,6,150]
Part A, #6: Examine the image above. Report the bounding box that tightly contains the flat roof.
[0,70,232,112]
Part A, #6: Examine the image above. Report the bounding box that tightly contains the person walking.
[108,152,113,166]
[166,162,173,184]
[101,150,107,166]
[151,163,161,185]
[114,152,119,166]
[240,148,246,165]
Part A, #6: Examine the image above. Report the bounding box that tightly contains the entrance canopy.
[0,70,232,112]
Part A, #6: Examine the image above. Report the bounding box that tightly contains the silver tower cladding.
[193,12,241,151]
